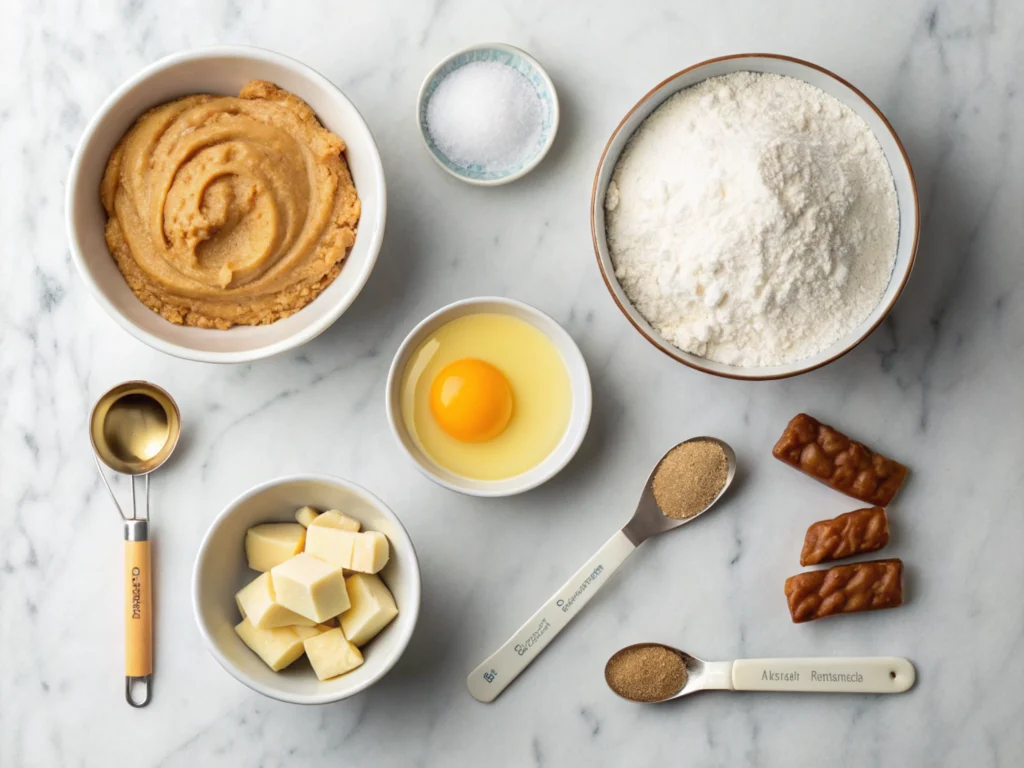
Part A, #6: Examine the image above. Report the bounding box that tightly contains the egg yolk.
[429,358,513,442]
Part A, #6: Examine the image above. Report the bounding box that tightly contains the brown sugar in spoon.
[605,642,916,703]
[467,437,736,703]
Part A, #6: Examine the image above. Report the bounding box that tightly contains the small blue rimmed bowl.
[416,43,559,186]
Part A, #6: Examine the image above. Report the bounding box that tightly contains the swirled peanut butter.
[100,80,360,329]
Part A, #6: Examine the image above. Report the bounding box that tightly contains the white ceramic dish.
[385,297,591,497]
[591,53,920,381]
[192,475,420,705]
[66,46,387,364]
[416,43,559,186]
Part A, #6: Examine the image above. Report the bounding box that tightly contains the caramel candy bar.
[773,414,907,506]
[800,507,889,566]
[785,559,903,623]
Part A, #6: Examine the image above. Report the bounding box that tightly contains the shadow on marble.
[328,560,474,719]
[851,148,978,381]
[901,558,917,610]
[161,424,195,475]
[518,59,578,187]
[517,361,621,506]
[289,181,427,361]
[885,504,906,553]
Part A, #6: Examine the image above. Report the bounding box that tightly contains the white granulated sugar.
[426,61,543,171]
[605,72,899,367]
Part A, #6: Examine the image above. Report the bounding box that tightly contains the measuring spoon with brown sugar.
[604,643,916,703]
[467,437,736,703]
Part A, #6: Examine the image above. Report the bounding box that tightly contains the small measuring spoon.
[90,381,181,708]
[605,643,916,702]
[467,437,737,703]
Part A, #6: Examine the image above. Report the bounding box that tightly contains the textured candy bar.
[800,507,889,566]
[785,559,903,623]
[773,414,908,506]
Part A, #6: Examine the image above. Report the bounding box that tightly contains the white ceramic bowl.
[416,43,559,186]
[192,475,420,705]
[385,297,592,496]
[66,46,387,363]
[591,53,920,380]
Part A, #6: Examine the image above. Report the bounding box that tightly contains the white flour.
[605,72,899,367]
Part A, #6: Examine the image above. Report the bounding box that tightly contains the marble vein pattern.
[1,0,1022,766]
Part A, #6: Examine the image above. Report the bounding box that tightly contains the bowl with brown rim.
[591,53,919,381]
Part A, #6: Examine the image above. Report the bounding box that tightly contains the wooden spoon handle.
[124,522,152,706]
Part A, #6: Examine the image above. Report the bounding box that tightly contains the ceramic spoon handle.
[467,529,637,703]
[730,657,915,693]
[124,520,152,707]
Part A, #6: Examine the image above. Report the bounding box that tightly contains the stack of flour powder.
[605,72,899,368]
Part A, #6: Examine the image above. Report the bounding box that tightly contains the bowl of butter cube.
[193,474,421,704]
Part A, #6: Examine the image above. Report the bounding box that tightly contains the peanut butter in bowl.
[99,80,360,329]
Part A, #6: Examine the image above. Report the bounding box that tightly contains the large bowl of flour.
[591,54,918,380]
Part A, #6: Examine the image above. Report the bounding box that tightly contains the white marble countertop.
[3,0,1022,765]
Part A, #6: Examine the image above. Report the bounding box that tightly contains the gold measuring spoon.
[604,642,916,702]
[467,437,737,703]
[89,381,181,708]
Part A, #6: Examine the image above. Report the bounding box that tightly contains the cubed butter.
[305,525,358,569]
[308,510,361,532]
[303,628,364,681]
[245,523,306,572]
[235,618,321,672]
[270,553,349,622]
[295,506,321,527]
[235,572,317,629]
[340,573,399,647]
[351,531,390,574]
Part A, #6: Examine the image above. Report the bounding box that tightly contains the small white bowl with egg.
[192,475,420,705]
[591,53,920,380]
[385,297,592,497]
